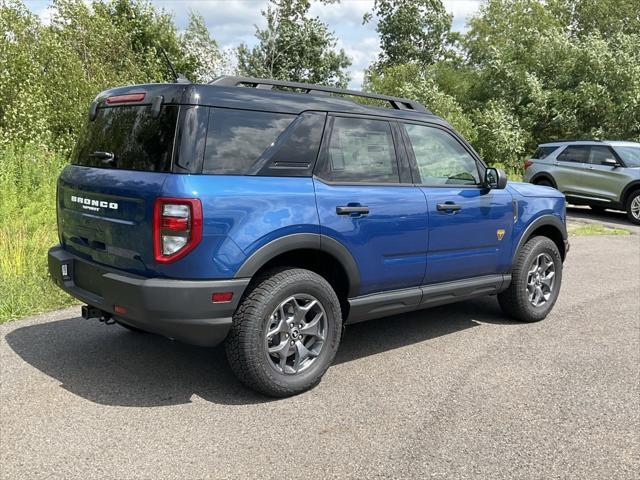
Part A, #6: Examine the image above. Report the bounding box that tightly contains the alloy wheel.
[526,253,556,307]
[265,294,327,375]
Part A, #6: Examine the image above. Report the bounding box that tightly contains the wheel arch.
[512,215,568,267]
[530,172,558,189]
[234,233,360,301]
[620,180,640,206]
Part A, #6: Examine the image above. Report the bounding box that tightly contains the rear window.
[203,108,295,174]
[531,146,558,159]
[73,105,178,172]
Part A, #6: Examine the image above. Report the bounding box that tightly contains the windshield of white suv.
[615,146,640,167]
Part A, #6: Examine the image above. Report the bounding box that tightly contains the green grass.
[568,223,631,236]
[0,144,77,322]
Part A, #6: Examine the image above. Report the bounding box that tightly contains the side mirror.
[602,158,620,168]
[485,167,507,189]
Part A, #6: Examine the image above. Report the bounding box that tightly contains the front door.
[313,115,428,296]
[400,122,514,284]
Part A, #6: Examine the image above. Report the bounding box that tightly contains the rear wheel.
[626,191,640,225]
[498,236,563,322]
[225,268,342,397]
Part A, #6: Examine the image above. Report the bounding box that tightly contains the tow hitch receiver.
[81,305,115,324]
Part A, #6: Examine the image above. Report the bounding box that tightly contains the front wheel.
[498,236,563,322]
[626,191,640,225]
[225,268,342,397]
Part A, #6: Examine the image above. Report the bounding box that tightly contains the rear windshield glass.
[615,146,640,167]
[531,146,558,159]
[203,108,295,174]
[73,105,178,172]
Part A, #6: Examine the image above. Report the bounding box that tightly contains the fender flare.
[234,233,361,297]
[512,215,568,266]
[529,172,558,189]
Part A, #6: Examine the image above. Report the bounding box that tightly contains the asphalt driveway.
[1,235,639,479]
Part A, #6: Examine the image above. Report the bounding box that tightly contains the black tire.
[116,321,147,333]
[625,190,640,225]
[535,179,553,188]
[225,268,342,397]
[498,236,563,322]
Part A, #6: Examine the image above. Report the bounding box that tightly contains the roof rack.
[209,76,430,113]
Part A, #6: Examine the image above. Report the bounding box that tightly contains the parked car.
[48,77,569,397]
[523,140,640,224]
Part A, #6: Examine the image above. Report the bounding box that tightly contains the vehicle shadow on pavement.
[5,296,512,407]
[566,205,633,229]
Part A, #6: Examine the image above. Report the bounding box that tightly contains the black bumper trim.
[48,246,250,347]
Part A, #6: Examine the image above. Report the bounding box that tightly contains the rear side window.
[318,117,399,183]
[73,105,178,172]
[557,146,589,163]
[203,108,294,174]
[531,146,557,159]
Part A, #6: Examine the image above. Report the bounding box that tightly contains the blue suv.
[48,77,569,396]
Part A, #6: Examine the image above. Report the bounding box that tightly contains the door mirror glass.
[485,167,507,189]
[602,158,620,168]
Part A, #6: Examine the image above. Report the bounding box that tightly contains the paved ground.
[1,235,639,480]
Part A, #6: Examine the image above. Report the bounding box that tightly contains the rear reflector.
[212,292,233,303]
[105,93,146,105]
[113,305,128,315]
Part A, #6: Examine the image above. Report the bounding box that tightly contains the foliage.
[568,223,630,236]
[180,11,230,83]
[365,0,640,171]
[0,145,76,322]
[364,0,452,71]
[237,0,351,87]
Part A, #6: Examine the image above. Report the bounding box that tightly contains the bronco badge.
[497,229,505,240]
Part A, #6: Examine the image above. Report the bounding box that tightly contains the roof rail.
[209,76,430,113]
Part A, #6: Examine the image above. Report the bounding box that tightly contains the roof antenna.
[158,47,190,84]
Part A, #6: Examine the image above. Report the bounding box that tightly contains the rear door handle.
[436,203,461,212]
[336,205,370,215]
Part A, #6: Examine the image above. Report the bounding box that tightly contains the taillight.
[524,160,533,170]
[153,198,202,263]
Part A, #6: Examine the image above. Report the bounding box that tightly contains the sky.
[25,0,483,88]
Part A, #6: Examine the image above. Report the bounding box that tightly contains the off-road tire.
[225,268,342,397]
[498,236,563,322]
[625,190,640,225]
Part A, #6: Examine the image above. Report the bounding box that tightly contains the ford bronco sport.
[48,77,569,397]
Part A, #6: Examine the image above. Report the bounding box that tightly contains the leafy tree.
[236,0,351,87]
[180,11,229,83]
[364,0,452,71]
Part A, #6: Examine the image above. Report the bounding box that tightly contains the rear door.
[313,115,428,295]
[400,122,513,284]
[58,96,179,274]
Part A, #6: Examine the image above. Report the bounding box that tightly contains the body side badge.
[497,229,505,241]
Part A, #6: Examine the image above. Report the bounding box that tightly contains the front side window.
[588,146,617,165]
[403,124,480,185]
[614,146,640,167]
[319,117,400,183]
[556,146,589,163]
[203,108,294,174]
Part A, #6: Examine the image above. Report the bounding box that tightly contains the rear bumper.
[48,246,250,347]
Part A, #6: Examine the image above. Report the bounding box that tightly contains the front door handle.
[436,203,461,213]
[336,205,370,215]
